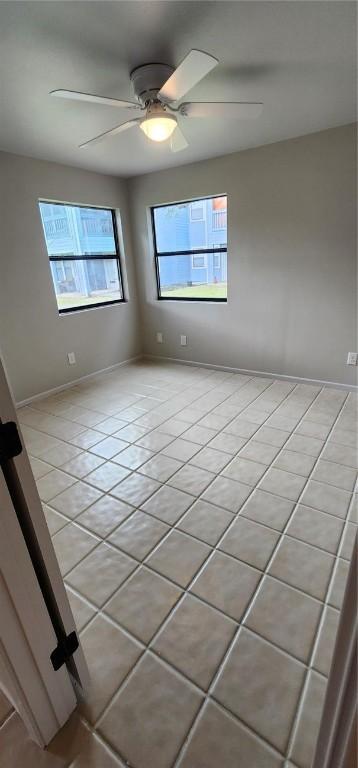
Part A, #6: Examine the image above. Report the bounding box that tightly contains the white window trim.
[191,253,208,269]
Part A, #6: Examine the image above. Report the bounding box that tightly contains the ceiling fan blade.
[51,90,140,110]
[170,126,189,153]
[79,119,140,148]
[180,102,263,119]
[158,50,218,103]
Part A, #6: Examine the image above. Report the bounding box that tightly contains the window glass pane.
[49,259,122,311]
[157,253,227,300]
[153,196,227,253]
[39,202,116,257]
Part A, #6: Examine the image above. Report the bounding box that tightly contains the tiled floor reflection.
[1,360,357,767]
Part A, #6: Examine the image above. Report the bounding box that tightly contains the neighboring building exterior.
[154,196,227,289]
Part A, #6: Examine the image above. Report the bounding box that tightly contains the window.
[38,202,124,313]
[151,195,227,301]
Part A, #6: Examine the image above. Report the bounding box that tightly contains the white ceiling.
[0,1,356,177]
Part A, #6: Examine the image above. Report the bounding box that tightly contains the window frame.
[151,195,227,303]
[39,200,125,314]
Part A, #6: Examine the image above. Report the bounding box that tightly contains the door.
[0,354,89,747]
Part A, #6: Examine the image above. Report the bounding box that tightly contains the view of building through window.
[152,195,227,300]
[38,202,124,312]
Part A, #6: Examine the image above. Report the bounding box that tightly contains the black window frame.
[151,194,228,303]
[39,200,125,314]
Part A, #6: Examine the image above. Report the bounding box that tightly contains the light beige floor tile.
[115,423,150,442]
[29,456,53,479]
[109,510,169,561]
[189,446,231,473]
[162,437,202,461]
[322,442,357,469]
[139,454,182,482]
[273,450,316,477]
[181,424,217,445]
[330,426,357,448]
[240,490,294,531]
[141,485,195,524]
[290,672,327,768]
[66,586,96,632]
[52,524,99,575]
[111,472,160,507]
[222,456,266,486]
[43,442,82,468]
[286,434,324,457]
[69,428,106,449]
[43,505,68,535]
[312,459,357,492]
[245,576,322,661]
[312,606,339,676]
[76,495,133,538]
[158,417,190,436]
[213,628,306,753]
[89,436,130,459]
[259,468,306,502]
[207,432,247,454]
[225,418,258,439]
[66,543,136,606]
[71,733,126,768]
[80,615,142,723]
[0,711,94,768]
[220,517,279,570]
[301,480,351,519]
[36,469,76,502]
[255,425,290,448]
[96,416,128,435]
[153,594,236,690]
[105,567,182,642]
[267,415,300,432]
[178,500,233,545]
[98,653,203,768]
[239,440,281,465]
[327,558,349,609]
[147,530,211,587]
[136,431,174,452]
[50,481,103,518]
[168,464,215,495]
[61,452,105,479]
[197,412,230,430]
[191,550,260,621]
[295,420,331,440]
[269,536,334,600]
[113,444,154,469]
[202,476,252,512]
[178,700,282,768]
[287,505,344,554]
[338,522,356,560]
[85,461,130,491]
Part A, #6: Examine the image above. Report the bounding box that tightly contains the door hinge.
[0,421,23,465]
[51,631,79,671]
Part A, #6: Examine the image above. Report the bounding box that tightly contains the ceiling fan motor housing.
[130,63,174,105]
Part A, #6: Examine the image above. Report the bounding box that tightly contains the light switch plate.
[347,352,358,366]
[156,332,163,344]
[67,352,76,365]
[180,335,187,346]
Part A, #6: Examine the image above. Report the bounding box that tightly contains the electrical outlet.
[180,335,187,346]
[156,332,163,344]
[67,352,76,365]
[347,352,358,366]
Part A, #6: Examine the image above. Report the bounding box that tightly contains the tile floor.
[1,360,357,768]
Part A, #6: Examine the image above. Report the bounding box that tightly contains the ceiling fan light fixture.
[140,104,177,142]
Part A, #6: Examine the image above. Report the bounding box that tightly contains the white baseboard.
[143,354,358,392]
[16,355,143,407]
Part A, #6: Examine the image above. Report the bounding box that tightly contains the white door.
[0,354,89,747]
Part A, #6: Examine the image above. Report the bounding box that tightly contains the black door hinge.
[51,631,79,671]
[0,421,23,465]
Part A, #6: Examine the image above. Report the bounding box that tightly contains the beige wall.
[0,152,142,402]
[128,124,357,387]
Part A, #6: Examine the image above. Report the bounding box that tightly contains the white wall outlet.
[180,335,187,346]
[347,352,358,366]
[67,352,76,365]
[156,332,163,344]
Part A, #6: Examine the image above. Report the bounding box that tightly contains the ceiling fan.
[51,49,263,152]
